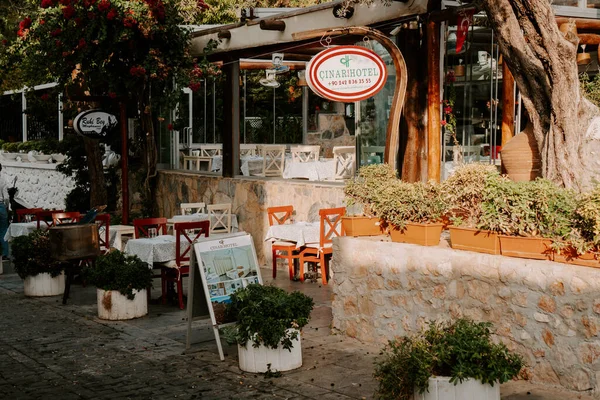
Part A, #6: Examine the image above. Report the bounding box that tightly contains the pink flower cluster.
[129,65,146,77]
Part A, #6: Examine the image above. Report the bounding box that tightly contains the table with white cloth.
[4,222,45,242]
[264,222,321,248]
[168,213,239,231]
[123,235,181,266]
[211,155,265,176]
[108,225,135,251]
[283,159,337,181]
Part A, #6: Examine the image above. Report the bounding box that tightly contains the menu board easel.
[185,232,262,360]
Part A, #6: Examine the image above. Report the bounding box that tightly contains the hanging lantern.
[297,70,307,87]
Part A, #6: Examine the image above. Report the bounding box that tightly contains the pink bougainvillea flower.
[19,17,32,30]
[123,16,137,28]
[167,123,173,131]
[188,82,201,92]
[41,94,50,101]
[441,120,447,127]
[108,92,117,99]
[50,28,62,37]
[41,0,55,9]
[62,5,76,19]
[59,0,71,5]
[107,8,118,20]
[129,65,146,77]
[39,19,46,25]
[98,0,110,12]
[78,38,86,48]
[55,39,62,47]
[443,106,452,114]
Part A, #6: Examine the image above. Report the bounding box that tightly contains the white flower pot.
[414,377,500,400]
[97,289,148,320]
[237,329,302,373]
[23,272,65,297]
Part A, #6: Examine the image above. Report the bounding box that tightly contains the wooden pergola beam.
[556,17,600,31]
[426,20,441,182]
[260,20,286,31]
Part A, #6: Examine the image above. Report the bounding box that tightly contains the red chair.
[35,210,64,229]
[299,207,345,285]
[133,217,168,238]
[161,220,209,309]
[94,214,111,254]
[16,208,43,222]
[267,205,301,280]
[52,212,82,225]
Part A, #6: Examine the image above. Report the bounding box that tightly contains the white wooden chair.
[240,144,257,157]
[207,203,233,234]
[199,144,222,157]
[258,144,286,177]
[291,145,320,163]
[333,146,356,180]
[182,155,212,171]
[361,146,385,164]
[180,202,206,215]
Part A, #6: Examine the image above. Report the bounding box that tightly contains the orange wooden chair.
[133,217,168,238]
[267,205,301,280]
[299,207,345,285]
[94,214,111,254]
[52,212,82,225]
[161,220,210,309]
[35,209,64,229]
[16,208,43,222]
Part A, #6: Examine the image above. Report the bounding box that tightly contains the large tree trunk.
[82,137,107,208]
[479,0,600,191]
[140,87,158,216]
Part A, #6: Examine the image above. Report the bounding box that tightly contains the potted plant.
[342,164,394,236]
[82,250,154,320]
[480,178,577,260]
[373,179,446,246]
[223,284,314,373]
[2,142,20,160]
[12,229,66,297]
[374,319,524,400]
[441,164,503,255]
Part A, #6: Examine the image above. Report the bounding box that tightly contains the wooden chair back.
[240,144,257,157]
[52,212,82,225]
[36,210,64,229]
[16,208,43,222]
[333,146,356,180]
[133,217,168,238]
[267,205,294,226]
[291,145,320,163]
[94,213,111,254]
[174,220,210,267]
[259,144,286,177]
[180,202,206,215]
[207,203,232,234]
[319,207,346,247]
[199,144,222,157]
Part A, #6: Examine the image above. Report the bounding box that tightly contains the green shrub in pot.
[12,230,65,279]
[344,164,397,217]
[223,284,314,350]
[82,250,153,300]
[2,142,20,153]
[374,319,524,400]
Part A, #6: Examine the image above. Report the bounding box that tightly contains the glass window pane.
[588,0,600,8]
[554,0,579,6]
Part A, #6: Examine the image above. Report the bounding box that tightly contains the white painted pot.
[97,289,147,320]
[414,377,500,400]
[238,329,302,373]
[23,272,65,297]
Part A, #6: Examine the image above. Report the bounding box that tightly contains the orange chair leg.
[288,254,295,280]
[272,249,278,279]
[320,254,328,285]
[298,257,305,282]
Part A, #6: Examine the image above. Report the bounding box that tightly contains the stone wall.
[332,237,600,394]
[155,170,345,264]
[2,161,74,210]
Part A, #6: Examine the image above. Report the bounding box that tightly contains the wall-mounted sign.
[306,45,387,102]
[73,109,118,139]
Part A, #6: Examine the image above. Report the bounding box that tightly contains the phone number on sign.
[328,78,372,86]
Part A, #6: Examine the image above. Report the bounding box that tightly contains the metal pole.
[302,86,308,144]
[213,80,216,144]
[120,102,129,225]
[243,72,247,144]
[273,87,276,144]
[22,91,27,142]
[203,80,207,143]
[58,93,64,141]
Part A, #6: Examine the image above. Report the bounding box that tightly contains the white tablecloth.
[264,222,320,248]
[124,235,180,266]
[168,213,239,231]
[107,225,135,251]
[4,222,44,242]
[283,159,337,181]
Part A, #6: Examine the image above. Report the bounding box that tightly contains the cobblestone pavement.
[0,264,596,400]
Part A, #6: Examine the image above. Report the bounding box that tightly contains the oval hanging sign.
[306,46,387,102]
[73,109,118,139]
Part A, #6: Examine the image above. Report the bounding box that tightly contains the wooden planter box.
[448,226,500,255]
[499,236,553,260]
[23,272,65,297]
[554,247,600,268]
[389,223,443,246]
[97,289,148,320]
[238,329,302,373]
[341,216,383,237]
[414,377,500,400]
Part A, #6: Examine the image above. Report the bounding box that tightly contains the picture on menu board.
[193,234,262,325]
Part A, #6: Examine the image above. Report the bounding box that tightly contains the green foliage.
[374,319,524,400]
[12,229,65,279]
[82,250,153,300]
[440,164,502,228]
[575,185,600,247]
[2,142,19,153]
[224,284,314,350]
[580,72,600,108]
[344,164,398,217]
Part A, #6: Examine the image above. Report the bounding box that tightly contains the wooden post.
[222,60,240,178]
[501,63,515,145]
[259,20,286,31]
[120,102,129,225]
[426,20,441,182]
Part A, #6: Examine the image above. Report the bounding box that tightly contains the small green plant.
[344,164,397,217]
[2,142,20,153]
[18,141,39,153]
[38,138,60,155]
[572,185,600,252]
[12,229,65,279]
[223,284,314,351]
[374,319,524,400]
[82,250,153,300]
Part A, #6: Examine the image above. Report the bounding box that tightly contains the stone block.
[538,295,556,313]
[534,312,551,323]
[542,329,555,347]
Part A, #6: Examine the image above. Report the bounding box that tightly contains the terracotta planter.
[554,247,600,268]
[448,226,500,255]
[500,125,541,182]
[341,216,383,237]
[389,223,443,246]
[499,236,553,260]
